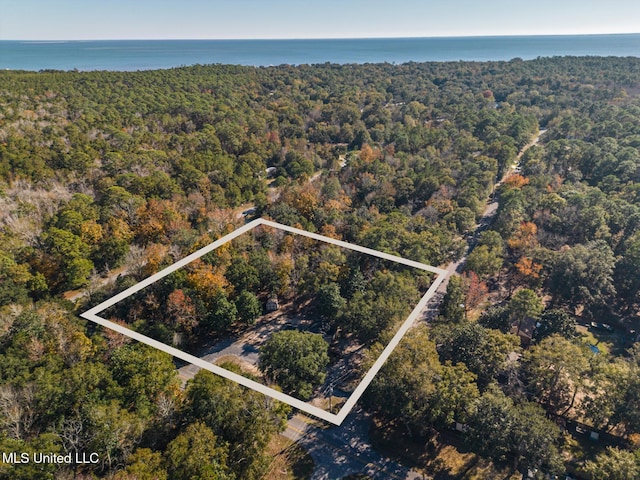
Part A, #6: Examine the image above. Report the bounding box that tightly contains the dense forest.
[100,222,426,404]
[2,56,640,479]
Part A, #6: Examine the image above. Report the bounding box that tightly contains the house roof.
[510,316,537,340]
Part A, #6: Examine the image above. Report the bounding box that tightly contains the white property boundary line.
[81,218,446,425]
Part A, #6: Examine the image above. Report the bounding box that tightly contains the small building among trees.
[510,316,538,347]
[266,296,279,312]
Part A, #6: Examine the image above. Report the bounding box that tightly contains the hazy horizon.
[6,32,640,42]
[3,0,640,41]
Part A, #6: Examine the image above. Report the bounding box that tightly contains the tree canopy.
[258,330,330,400]
[3,55,640,478]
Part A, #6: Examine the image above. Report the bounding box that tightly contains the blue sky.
[2,0,640,40]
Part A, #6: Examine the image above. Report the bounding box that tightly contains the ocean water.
[1,35,640,71]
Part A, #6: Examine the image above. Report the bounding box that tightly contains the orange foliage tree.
[462,271,489,310]
[135,199,188,244]
[359,144,377,163]
[515,256,543,284]
[503,174,529,189]
[508,221,539,255]
[140,243,169,277]
[167,289,198,335]
[186,260,230,300]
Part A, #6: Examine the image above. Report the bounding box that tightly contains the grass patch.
[369,418,518,480]
[263,434,315,480]
[576,325,622,355]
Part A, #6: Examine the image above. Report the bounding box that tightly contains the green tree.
[431,362,479,426]
[365,326,442,435]
[85,401,145,472]
[66,257,94,289]
[438,275,465,323]
[615,231,640,312]
[234,290,261,325]
[523,335,590,415]
[466,386,562,475]
[225,257,260,293]
[435,322,519,388]
[583,355,640,436]
[165,422,234,480]
[477,230,505,253]
[507,401,563,475]
[478,304,511,333]
[443,207,476,235]
[184,370,288,479]
[92,236,129,271]
[42,226,94,289]
[259,330,329,399]
[0,433,62,480]
[338,265,367,299]
[109,344,180,416]
[0,252,34,306]
[465,245,503,278]
[315,282,346,320]
[204,292,238,333]
[339,270,418,343]
[116,448,168,480]
[583,447,640,480]
[509,288,543,322]
[534,309,576,341]
[548,240,616,310]
[366,326,480,432]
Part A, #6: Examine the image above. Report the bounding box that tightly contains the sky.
[2,0,640,40]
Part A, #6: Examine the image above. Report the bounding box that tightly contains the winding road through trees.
[279,129,547,480]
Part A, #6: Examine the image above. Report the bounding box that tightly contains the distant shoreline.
[2,34,640,71]
[5,32,640,42]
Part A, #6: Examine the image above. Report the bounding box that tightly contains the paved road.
[178,337,260,383]
[424,128,546,307]
[177,308,324,383]
[184,131,549,479]
[281,410,426,480]
[104,132,548,479]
